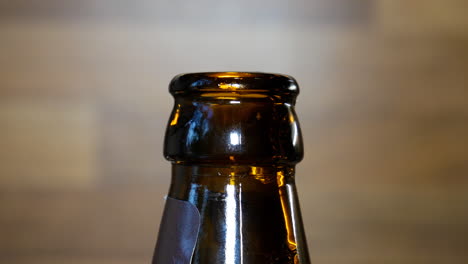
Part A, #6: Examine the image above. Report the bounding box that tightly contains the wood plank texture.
[0,0,373,25]
[0,0,467,263]
[0,101,97,190]
[377,0,468,35]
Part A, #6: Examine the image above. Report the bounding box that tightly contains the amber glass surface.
[159,72,310,264]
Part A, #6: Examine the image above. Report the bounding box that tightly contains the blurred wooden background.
[1,0,467,263]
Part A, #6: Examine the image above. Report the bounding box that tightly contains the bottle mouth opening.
[169,72,299,96]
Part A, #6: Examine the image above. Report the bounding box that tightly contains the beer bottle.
[153,72,311,264]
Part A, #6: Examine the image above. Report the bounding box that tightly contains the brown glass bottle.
[153,72,311,264]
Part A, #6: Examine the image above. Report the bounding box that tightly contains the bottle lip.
[169,72,299,96]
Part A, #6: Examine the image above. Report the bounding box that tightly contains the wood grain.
[377,0,468,36]
[0,0,373,25]
[0,101,97,190]
[0,0,467,263]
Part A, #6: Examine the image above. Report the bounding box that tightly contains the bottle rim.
[169,72,299,96]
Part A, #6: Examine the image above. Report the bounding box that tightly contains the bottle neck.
[168,164,296,200]
[166,163,310,264]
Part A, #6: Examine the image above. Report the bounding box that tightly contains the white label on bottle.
[152,197,201,264]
